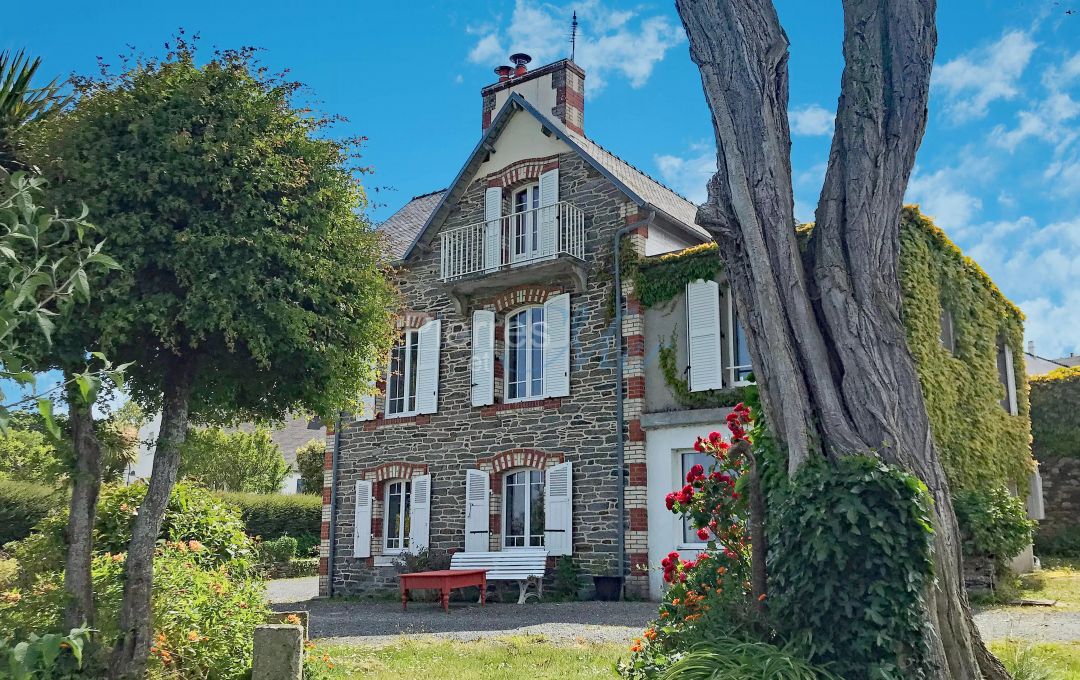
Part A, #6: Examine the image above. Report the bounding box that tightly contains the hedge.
[1030,366,1080,459]
[0,480,57,547]
[215,490,321,542]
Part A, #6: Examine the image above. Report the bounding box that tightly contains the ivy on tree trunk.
[674,0,1009,677]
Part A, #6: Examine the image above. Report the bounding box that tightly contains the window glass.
[732,310,753,383]
[681,452,714,544]
[384,480,412,552]
[507,308,545,400]
[387,330,419,416]
[503,469,546,548]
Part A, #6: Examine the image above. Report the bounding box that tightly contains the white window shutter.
[543,293,571,398]
[544,461,573,556]
[1004,344,1018,416]
[409,474,432,553]
[538,168,559,258]
[464,469,490,552]
[1027,468,1045,520]
[686,279,724,392]
[415,319,441,415]
[472,310,496,407]
[484,187,502,272]
[353,480,373,558]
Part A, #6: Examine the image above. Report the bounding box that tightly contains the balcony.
[439,201,586,284]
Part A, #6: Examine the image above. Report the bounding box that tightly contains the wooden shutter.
[686,279,723,392]
[537,168,559,258]
[484,187,502,272]
[1027,468,1045,520]
[353,480,373,558]
[415,319,441,415]
[409,474,432,553]
[464,469,490,552]
[543,293,571,398]
[544,461,573,556]
[472,310,496,407]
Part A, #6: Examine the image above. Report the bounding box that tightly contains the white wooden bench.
[450,550,548,604]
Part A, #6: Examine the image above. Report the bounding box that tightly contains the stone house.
[318,55,1040,600]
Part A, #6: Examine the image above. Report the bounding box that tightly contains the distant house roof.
[378,189,447,260]
[387,93,710,261]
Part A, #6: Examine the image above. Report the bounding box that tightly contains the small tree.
[179,427,290,494]
[294,438,325,494]
[30,38,395,677]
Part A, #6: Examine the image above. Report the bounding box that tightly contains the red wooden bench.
[399,569,487,613]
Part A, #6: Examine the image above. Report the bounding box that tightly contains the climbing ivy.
[658,332,748,409]
[1029,366,1080,459]
[633,242,721,308]
[897,206,1032,492]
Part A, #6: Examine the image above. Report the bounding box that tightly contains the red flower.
[708,430,723,445]
[686,464,705,483]
[693,437,707,452]
[696,528,710,541]
[665,493,676,511]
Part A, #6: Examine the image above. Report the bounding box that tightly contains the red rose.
[686,464,705,483]
[693,437,706,452]
[696,528,710,541]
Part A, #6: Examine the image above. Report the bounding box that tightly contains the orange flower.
[659,611,670,619]
[671,598,680,606]
[757,593,767,602]
[187,630,199,641]
[305,641,316,650]
[188,540,204,551]
[644,628,658,641]
[286,614,301,625]
[212,583,225,595]
[156,633,167,644]
[2,591,22,603]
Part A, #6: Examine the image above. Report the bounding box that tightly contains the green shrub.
[1034,524,1080,557]
[216,491,321,542]
[769,456,936,680]
[295,438,326,495]
[0,480,55,547]
[551,556,580,601]
[180,427,290,494]
[257,535,298,564]
[0,626,94,679]
[643,638,840,680]
[953,486,1035,564]
[294,533,320,558]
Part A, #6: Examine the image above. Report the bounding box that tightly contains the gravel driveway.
[267,577,1080,647]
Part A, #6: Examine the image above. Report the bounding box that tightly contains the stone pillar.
[252,624,303,680]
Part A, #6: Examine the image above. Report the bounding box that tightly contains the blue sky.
[3,0,1078,359]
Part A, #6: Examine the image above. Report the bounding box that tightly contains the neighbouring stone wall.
[325,151,648,596]
[1036,455,1080,535]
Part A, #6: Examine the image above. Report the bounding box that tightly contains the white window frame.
[501,467,546,549]
[382,478,411,555]
[504,306,546,402]
[726,290,754,387]
[386,328,420,417]
[511,183,541,263]
[675,449,714,550]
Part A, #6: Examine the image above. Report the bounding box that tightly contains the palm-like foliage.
[0,50,71,171]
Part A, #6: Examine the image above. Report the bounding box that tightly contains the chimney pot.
[1028,340,1035,354]
[494,65,513,82]
[509,52,532,76]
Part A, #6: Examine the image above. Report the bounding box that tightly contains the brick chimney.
[481,55,586,135]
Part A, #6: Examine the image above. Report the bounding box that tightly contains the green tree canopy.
[178,426,290,494]
[294,437,325,494]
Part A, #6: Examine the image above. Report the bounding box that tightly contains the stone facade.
[1035,455,1080,536]
[323,151,653,596]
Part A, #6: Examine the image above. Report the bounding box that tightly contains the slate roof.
[378,189,447,260]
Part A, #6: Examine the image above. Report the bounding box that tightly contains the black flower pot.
[593,575,623,601]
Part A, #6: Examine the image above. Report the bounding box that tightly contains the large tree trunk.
[675,1,1008,678]
[109,359,195,679]
[63,383,103,631]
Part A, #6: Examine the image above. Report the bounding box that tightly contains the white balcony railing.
[439,201,585,281]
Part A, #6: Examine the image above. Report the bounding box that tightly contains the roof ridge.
[409,188,447,201]
[570,132,698,207]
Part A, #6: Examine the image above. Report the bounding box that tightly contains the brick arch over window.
[486,284,564,313]
[361,462,429,483]
[477,448,565,474]
[395,311,434,329]
[485,156,560,189]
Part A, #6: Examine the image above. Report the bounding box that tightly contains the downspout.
[326,414,343,598]
[613,210,655,595]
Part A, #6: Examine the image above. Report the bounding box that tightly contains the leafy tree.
[676,1,1008,676]
[178,427,290,494]
[0,419,63,484]
[29,38,394,677]
[294,437,325,494]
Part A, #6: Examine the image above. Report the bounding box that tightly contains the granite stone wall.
[325,151,646,595]
[1036,455,1080,536]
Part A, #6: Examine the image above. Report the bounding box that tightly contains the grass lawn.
[990,640,1080,679]
[314,635,626,679]
[1015,558,1080,610]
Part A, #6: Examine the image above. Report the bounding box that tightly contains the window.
[503,468,545,548]
[727,291,753,385]
[506,306,545,401]
[680,451,714,544]
[997,339,1017,415]
[940,307,955,353]
[383,479,411,553]
[386,329,420,416]
[512,184,540,262]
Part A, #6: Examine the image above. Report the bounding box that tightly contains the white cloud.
[990,91,1080,152]
[933,30,1038,122]
[789,105,834,136]
[655,146,716,204]
[905,158,991,233]
[1020,291,1080,358]
[466,0,685,93]
[1043,51,1080,89]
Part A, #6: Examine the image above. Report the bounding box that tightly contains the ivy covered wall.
[638,206,1033,493]
[1029,366,1080,459]
[898,206,1032,492]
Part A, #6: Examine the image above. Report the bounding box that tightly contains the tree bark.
[675,1,1008,677]
[109,358,195,679]
[63,383,103,632]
